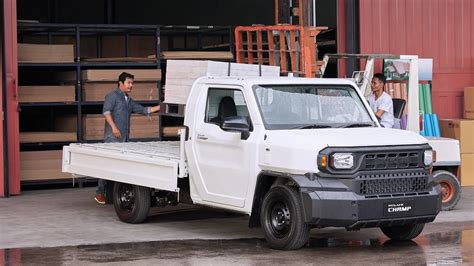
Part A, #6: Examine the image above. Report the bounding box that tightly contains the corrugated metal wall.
[359,0,474,118]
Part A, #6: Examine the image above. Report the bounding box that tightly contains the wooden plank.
[82,69,161,82]
[20,150,71,181]
[83,114,159,140]
[163,127,185,137]
[20,132,77,143]
[19,86,75,103]
[83,57,155,62]
[18,43,74,63]
[83,82,158,101]
[160,51,233,60]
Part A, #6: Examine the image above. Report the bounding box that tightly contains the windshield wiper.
[340,123,375,128]
[294,124,333,129]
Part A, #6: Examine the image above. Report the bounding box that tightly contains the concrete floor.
[0,186,473,249]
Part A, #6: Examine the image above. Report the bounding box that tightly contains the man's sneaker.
[94,194,106,205]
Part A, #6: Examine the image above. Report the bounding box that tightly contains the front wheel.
[113,182,151,224]
[260,185,310,250]
[380,223,425,240]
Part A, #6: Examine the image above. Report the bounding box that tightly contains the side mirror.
[221,116,250,140]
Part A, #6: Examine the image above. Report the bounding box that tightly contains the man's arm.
[130,99,160,114]
[104,113,121,138]
[375,109,386,119]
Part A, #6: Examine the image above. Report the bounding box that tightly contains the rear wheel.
[433,170,461,211]
[113,182,151,224]
[380,223,425,240]
[260,185,310,250]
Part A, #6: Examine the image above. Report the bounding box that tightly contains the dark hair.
[118,72,134,84]
[373,73,386,84]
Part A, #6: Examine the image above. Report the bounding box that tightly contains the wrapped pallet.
[164,60,280,104]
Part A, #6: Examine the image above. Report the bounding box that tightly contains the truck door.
[191,86,252,208]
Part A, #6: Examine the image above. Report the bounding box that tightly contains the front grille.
[357,172,428,195]
[362,151,422,170]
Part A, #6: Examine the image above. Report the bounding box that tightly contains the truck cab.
[63,76,441,250]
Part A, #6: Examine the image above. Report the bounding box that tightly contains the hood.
[265,127,427,149]
[259,128,428,174]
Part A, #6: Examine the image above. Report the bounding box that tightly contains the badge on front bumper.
[383,200,415,217]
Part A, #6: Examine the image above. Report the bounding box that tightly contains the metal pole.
[313,0,316,26]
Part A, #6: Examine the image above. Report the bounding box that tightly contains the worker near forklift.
[94,72,160,205]
[366,73,394,128]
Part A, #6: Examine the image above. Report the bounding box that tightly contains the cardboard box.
[20,150,71,181]
[83,82,158,101]
[83,114,159,140]
[19,86,75,103]
[439,119,474,154]
[18,43,74,63]
[464,87,474,119]
[461,154,474,186]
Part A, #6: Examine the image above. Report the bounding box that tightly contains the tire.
[380,223,425,241]
[113,182,151,224]
[433,170,461,211]
[260,185,310,250]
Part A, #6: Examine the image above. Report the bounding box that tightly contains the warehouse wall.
[359,0,474,119]
[17,0,275,26]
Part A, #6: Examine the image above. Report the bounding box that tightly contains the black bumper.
[300,185,442,229]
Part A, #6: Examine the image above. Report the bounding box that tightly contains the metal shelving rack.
[17,22,233,185]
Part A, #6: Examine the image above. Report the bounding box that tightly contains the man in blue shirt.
[95,72,160,204]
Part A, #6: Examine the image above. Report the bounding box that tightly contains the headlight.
[331,153,354,169]
[424,150,434,166]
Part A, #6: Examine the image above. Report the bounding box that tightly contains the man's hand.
[112,126,121,139]
[150,105,160,113]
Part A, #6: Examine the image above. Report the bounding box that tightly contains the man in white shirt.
[366,73,394,128]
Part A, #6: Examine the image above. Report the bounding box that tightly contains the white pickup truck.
[63,76,441,250]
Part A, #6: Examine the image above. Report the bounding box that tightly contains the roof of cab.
[195,76,358,87]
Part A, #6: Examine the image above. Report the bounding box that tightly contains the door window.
[205,88,251,128]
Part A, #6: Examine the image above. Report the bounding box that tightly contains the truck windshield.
[253,84,374,130]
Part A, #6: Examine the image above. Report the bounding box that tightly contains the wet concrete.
[2,222,473,265]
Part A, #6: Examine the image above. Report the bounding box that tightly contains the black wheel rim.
[268,201,291,238]
[118,184,135,212]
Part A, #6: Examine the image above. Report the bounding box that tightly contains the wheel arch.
[248,171,311,228]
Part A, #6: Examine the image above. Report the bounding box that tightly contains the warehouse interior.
[1,0,340,193]
[2,0,473,197]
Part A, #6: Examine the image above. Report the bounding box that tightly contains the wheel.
[260,185,310,250]
[433,170,461,211]
[113,182,151,224]
[380,223,425,240]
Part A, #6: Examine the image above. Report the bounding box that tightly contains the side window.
[205,88,251,128]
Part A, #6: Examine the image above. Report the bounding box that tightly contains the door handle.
[197,134,208,140]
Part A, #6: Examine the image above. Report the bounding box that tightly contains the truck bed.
[63,141,182,191]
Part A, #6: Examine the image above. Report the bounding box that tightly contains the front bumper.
[301,184,442,229]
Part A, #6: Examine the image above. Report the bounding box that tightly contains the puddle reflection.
[1,227,473,265]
